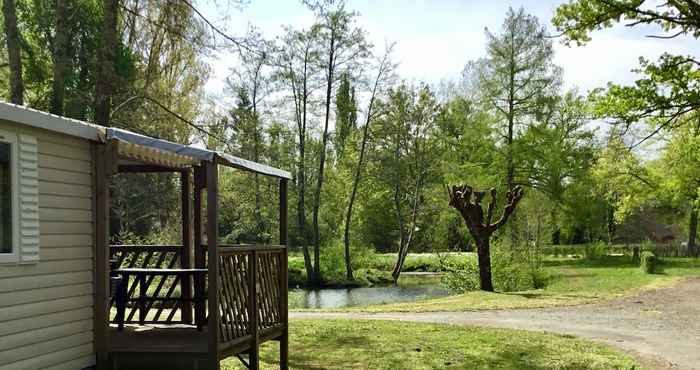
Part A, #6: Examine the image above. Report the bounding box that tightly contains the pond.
[288,274,450,309]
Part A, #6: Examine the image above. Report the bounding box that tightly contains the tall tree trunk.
[290,55,313,283]
[342,93,375,281]
[3,0,23,104]
[297,135,313,279]
[342,120,370,281]
[506,39,518,250]
[391,181,406,282]
[94,0,119,126]
[51,0,70,115]
[688,204,698,257]
[607,201,616,244]
[476,237,494,292]
[391,168,422,283]
[551,208,560,245]
[312,31,336,286]
[69,31,90,120]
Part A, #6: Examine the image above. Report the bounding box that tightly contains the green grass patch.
[221,319,642,370]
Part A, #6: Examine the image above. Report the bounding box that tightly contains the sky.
[200,0,697,101]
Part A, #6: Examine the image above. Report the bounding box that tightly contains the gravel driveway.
[291,277,700,370]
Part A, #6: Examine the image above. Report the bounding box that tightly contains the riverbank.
[291,256,700,311]
[287,251,470,288]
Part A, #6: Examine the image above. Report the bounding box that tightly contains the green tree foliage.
[307,0,371,285]
[370,84,440,281]
[334,71,357,158]
[520,91,595,243]
[553,1,700,146]
[6,1,694,290]
[469,6,561,192]
[553,0,700,250]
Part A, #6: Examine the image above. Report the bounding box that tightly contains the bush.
[631,246,641,265]
[439,248,549,293]
[583,241,608,261]
[640,251,656,274]
[354,268,393,286]
[440,256,480,293]
[640,239,655,252]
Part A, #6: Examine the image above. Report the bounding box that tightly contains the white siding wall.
[0,120,95,370]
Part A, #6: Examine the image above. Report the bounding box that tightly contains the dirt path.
[291,277,700,370]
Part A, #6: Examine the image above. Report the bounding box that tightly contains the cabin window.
[0,137,15,258]
[0,142,10,253]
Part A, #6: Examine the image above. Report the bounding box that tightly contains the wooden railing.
[217,244,288,352]
[109,245,186,325]
[108,243,288,343]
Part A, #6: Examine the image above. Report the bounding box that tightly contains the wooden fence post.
[279,178,289,370]
[206,160,220,370]
[248,249,260,370]
[181,169,193,324]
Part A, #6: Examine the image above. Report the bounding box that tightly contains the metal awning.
[107,128,292,179]
[0,101,292,180]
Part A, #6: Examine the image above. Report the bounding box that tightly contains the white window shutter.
[18,134,39,262]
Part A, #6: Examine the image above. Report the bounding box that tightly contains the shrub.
[583,241,608,261]
[640,251,656,274]
[439,248,548,293]
[631,246,641,265]
[640,239,655,252]
[440,255,480,293]
[354,268,393,286]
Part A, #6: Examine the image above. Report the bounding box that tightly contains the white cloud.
[200,0,697,99]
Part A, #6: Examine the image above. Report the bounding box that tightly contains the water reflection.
[290,279,449,309]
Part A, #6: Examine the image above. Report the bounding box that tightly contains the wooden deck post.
[248,249,260,370]
[279,178,289,370]
[193,165,205,329]
[94,140,115,369]
[181,169,193,324]
[194,165,205,270]
[206,160,220,370]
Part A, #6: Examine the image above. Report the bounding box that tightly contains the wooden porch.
[94,138,290,370]
[107,244,288,369]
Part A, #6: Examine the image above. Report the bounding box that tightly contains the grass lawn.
[221,319,642,370]
[312,256,700,312]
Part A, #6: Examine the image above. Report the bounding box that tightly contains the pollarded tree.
[448,185,525,292]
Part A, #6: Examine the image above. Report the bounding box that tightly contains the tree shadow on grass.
[254,324,633,370]
[501,292,546,299]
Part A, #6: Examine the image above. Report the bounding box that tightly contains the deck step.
[109,324,208,353]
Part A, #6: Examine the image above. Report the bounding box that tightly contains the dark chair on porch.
[95,130,290,370]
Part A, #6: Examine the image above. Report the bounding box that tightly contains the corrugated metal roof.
[0,101,104,141]
[108,128,292,179]
[0,100,292,179]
